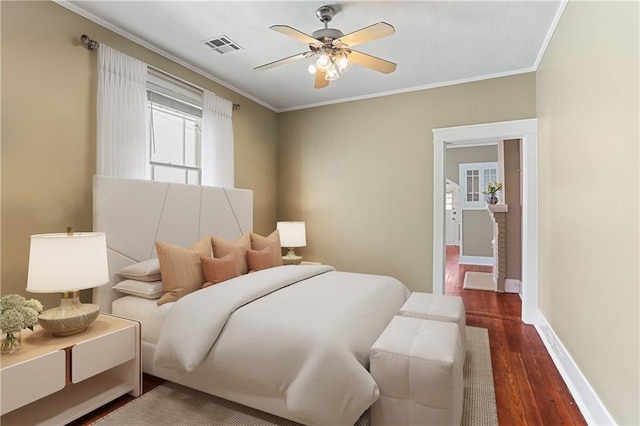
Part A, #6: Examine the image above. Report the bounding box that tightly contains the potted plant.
[484,182,502,205]
[1,294,43,353]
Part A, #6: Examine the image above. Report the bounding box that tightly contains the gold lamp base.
[37,291,100,337]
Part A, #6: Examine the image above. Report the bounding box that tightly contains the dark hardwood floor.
[446,245,586,425]
[73,248,586,425]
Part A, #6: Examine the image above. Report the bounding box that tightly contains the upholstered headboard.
[92,176,253,312]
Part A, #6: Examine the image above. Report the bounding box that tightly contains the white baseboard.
[458,255,493,266]
[534,312,616,425]
[505,279,521,293]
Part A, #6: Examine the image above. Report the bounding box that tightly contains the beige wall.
[446,145,498,257]
[1,1,278,307]
[0,0,3,292]
[537,1,639,424]
[278,73,536,291]
[460,210,493,257]
[445,145,498,183]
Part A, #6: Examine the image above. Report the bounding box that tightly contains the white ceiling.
[62,1,564,112]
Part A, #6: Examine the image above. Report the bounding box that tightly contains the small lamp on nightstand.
[277,221,306,265]
[26,228,109,337]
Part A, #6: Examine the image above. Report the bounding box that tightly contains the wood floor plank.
[522,351,574,426]
[510,351,545,425]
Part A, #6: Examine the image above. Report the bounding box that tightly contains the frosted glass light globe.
[338,56,349,71]
[316,54,331,71]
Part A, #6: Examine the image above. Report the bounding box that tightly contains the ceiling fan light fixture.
[254,5,396,89]
[316,54,331,71]
[324,63,340,81]
[336,54,350,73]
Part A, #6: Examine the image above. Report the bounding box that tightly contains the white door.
[445,180,461,246]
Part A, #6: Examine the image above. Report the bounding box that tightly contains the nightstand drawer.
[0,350,66,415]
[71,325,136,383]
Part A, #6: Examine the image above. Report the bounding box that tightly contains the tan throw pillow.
[250,230,283,267]
[246,247,275,272]
[211,233,251,275]
[155,236,212,306]
[201,251,240,286]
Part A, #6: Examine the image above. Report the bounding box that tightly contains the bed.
[92,176,410,426]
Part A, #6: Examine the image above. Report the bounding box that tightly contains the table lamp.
[277,221,306,265]
[26,229,109,337]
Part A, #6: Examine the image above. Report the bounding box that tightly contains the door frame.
[432,119,539,324]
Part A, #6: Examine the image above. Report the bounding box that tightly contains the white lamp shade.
[277,222,306,248]
[27,232,110,293]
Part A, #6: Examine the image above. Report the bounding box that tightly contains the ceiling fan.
[254,5,396,89]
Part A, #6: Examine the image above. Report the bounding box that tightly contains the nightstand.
[0,313,141,425]
[300,261,321,265]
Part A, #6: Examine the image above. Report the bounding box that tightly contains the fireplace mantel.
[488,203,508,214]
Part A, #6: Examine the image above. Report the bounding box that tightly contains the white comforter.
[155,265,409,425]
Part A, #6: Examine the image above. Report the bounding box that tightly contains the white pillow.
[117,258,161,282]
[113,279,163,299]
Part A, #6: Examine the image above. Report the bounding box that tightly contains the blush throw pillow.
[246,247,276,272]
[201,251,240,286]
[155,236,212,306]
[211,233,251,275]
[249,230,283,267]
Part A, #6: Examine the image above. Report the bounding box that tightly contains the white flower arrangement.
[484,181,503,195]
[1,294,43,352]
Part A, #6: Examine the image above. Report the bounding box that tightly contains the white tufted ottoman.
[370,316,464,426]
[398,292,466,350]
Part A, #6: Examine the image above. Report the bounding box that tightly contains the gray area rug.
[93,326,497,426]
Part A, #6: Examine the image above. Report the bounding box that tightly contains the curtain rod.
[80,34,241,111]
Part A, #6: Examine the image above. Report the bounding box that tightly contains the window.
[445,192,454,211]
[459,162,499,209]
[147,69,203,185]
[465,168,480,202]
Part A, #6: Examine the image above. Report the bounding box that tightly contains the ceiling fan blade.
[348,50,397,74]
[271,25,321,46]
[315,71,329,89]
[334,22,395,48]
[254,52,313,71]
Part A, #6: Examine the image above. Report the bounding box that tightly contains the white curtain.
[202,91,234,187]
[97,45,148,178]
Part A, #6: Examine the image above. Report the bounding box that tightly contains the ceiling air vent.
[204,36,242,54]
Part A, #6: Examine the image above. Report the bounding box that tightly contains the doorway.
[432,119,539,324]
[445,179,460,246]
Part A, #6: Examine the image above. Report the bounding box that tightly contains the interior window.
[465,169,480,202]
[459,162,499,209]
